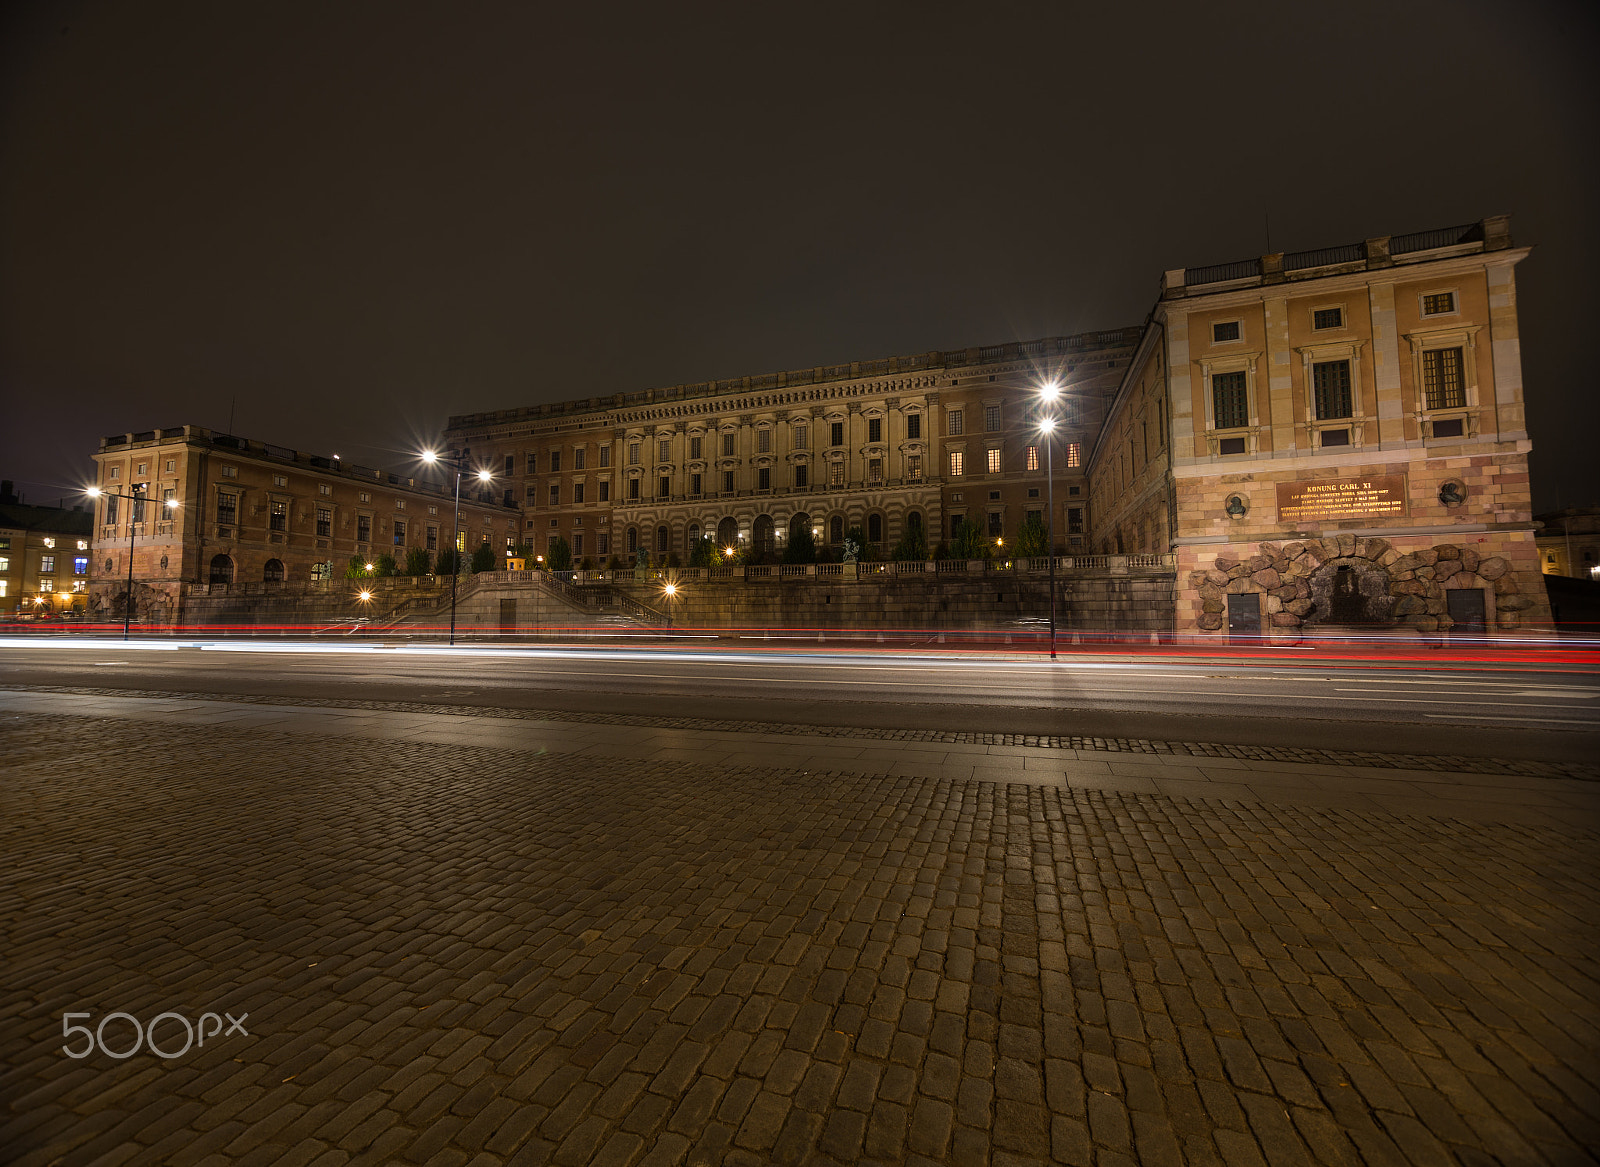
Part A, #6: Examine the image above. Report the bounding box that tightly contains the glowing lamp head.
[358,590,372,601]
[164,497,179,510]
[1039,381,1061,402]
[477,469,491,482]
[87,486,102,498]
[421,450,438,464]
[724,546,735,558]
[663,583,678,597]
[365,562,374,572]
[1038,416,1057,434]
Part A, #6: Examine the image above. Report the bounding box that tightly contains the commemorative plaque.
[1275,475,1405,524]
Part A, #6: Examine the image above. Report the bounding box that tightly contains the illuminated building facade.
[0,487,93,615]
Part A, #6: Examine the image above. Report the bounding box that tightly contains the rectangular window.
[691,473,702,495]
[527,453,537,473]
[131,492,147,523]
[0,556,8,571]
[549,451,561,473]
[829,422,844,447]
[720,433,734,457]
[793,424,807,450]
[426,526,438,551]
[73,557,88,575]
[907,455,922,481]
[1066,443,1081,468]
[164,459,176,473]
[987,513,1002,537]
[393,520,405,546]
[573,533,583,556]
[272,474,287,487]
[41,555,56,573]
[628,478,640,500]
[1431,417,1465,438]
[40,578,54,593]
[829,462,843,487]
[359,491,370,503]
[659,475,670,497]
[1320,428,1350,447]
[162,488,176,510]
[949,451,965,476]
[984,405,1000,432]
[986,449,1001,474]
[628,443,640,466]
[316,508,331,536]
[794,465,807,488]
[1422,291,1456,316]
[599,482,610,501]
[1312,360,1353,420]
[1026,445,1039,471]
[598,533,609,555]
[394,498,406,511]
[599,446,610,467]
[356,514,370,542]
[867,418,881,443]
[1219,436,1247,455]
[1213,321,1240,343]
[1423,347,1466,409]
[690,436,703,460]
[659,438,672,462]
[758,467,771,490]
[270,501,287,532]
[757,429,771,453]
[573,482,585,503]
[1212,370,1249,429]
[906,413,921,439]
[504,455,514,475]
[108,466,120,480]
[1068,507,1084,533]
[722,470,735,493]
[222,465,238,478]
[549,484,560,506]
[948,409,963,436]
[574,448,586,470]
[950,514,964,538]
[1313,307,1343,330]
[868,459,882,483]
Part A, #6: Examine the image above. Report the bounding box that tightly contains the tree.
[343,555,369,580]
[1016,513,1050,558]
[889,522,929,562]
[688,537,718,568]
[782,525,816,564]
[948,519,991,561]
[404,546,431,576]
[664,551,681,569]
[470,541,496,573]
[434,547,461,576]
[548,536,573,571]
[373,553,398,577]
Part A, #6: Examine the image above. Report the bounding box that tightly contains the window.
[550,484,560,506]
[690,436,703,459]
[659,438,672,462]
[628,478,640,500]
[272,474,287,487]
[394,499,406,510]
[1219,436,1247,455]
[867,418,881,443]
[907,455,922,481]
[690,473,702,495]
[659,475,671,497]
[1312,360,1353,419]
[626,528,638,554]
[1213,371,1249,429]
[830,422,844,447]
[722,433,736,457]
[40,577,54,593]
[599,482,610,502]
[41,555,55,573]
[985,405,1001,432]
[131,490,146,523]
[269,501,287,532]
[1320,428,1350,447]
[831,516,845,542]
[1068,507,1084,533]
[868,514,883,543]
[545,451,559,473]
[794,465,807,489]
[358,491,370,502]
[162,488,176,509]
[757,429,771,453]
[599,446,611,467]
[949,514,964,538]
[357,515,371,542]
[1026,446,1039,471]
[948,409,963,436]
[318,483,332,496]
[1213,321,1241,343]
[316,508,331,537]
[949,451,964,476]
[73,557,88,575]
[598,533,609,555]
[828,462,843,487]
[209,555,234,584]
[164,459,176,472]
[215,494,235,527]
[1422,291,1456,316]
[1313,307,1343,330]
[868,459,882,483]
[1025,509,1041,527]
[628,443,640,466]
[716,470,731,494]
[906,414,921,439]
[221,465,237,478]
[1423,347,1466,409]
[986,449,1001,474]
[264,559,285,582]
[1066,443,1081,468]
[527,453,537,474]
[0,557,8,570]
[794,424,808,450]
[574,483,585,503]
[136,463,148,476]
[393,520,405,546]
[109,466,120,480]
[758,467,771,490]
[656,526,668,553]
[574,449,586,470]
[504,455,514,475]
[988,513,1002,537]
[426,526,438,551]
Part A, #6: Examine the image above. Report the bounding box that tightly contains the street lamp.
[1038,382,1063,660]
[87,484,179,641]
[422,449,493,646]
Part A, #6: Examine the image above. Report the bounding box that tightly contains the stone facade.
[0,491,94,616]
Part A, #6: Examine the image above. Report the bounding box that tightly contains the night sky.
[2,1,1596,512]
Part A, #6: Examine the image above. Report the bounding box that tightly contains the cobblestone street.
[2,696,1597,1166]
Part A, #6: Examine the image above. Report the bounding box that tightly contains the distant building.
[0,482,94,615]
[1091,214,1549,636]
[88,428,518,622]
[1535,508,1600,580]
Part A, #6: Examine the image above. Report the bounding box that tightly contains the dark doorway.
[1227,593,1261,643]
[716,516,737,548]
[753,514,775,560]
[1446,589,1486,633]
[1330,565,1363,623]
[499,599,516,636]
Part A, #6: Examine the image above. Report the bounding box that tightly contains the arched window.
[867,514,883,544]
[626,527,638,554]
[716,516,737,547]
[311,561,332,582]
[209,555,234,584]
[753,515,775,560]
[263,559,285,582]
[829,515,844,543]
[656,525,669,553]
[906,511,923,537]
[788,513,811,542]
[687,523,700,548]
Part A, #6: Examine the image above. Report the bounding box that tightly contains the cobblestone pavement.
[2,701,1598,1167]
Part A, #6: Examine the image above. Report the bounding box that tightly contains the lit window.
[987,449,1001,474]
[1026,446,1039,471]
[1422,291,1456,316]
[829,462,843,487]
[1423,348,1466,409]
[41,556,56,573]
[1066,443,1081,468]
[949,451,965,476]
[73,557,88,574]
[359,491,370,502]
[868,459,882,483]
[907,455,922,481]
[318,483,331,496]
[395,498,406,510]
[272,474,287,487]
[269,501,287,531]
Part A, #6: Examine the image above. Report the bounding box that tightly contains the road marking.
[1424,713,1597,726]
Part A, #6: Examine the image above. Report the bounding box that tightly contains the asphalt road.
[2,639,1596,762]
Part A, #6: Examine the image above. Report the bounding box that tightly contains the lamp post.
[1038,383,1062,660]
[87,484,178,641]
[422,450,492,646]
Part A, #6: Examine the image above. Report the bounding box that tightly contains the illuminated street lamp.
[87,484,178,641]
[1037,383,1062,660]
[422,449,493,646]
